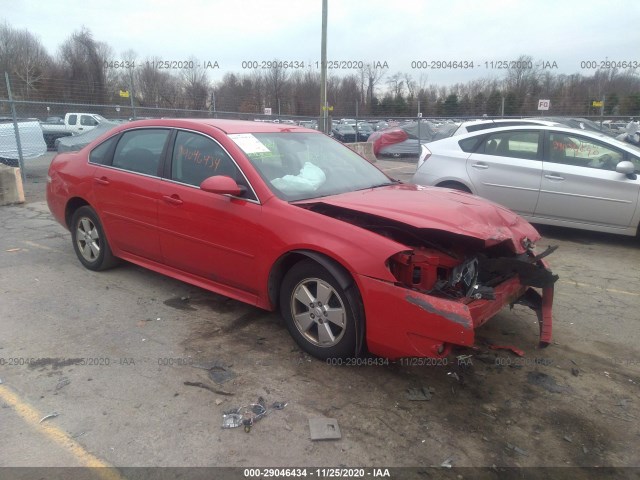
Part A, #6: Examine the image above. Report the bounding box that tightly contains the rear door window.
[89,136,119,165]
[480,131,540,159]
[111,129,170,176]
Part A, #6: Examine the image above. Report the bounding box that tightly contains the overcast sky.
[2,0,639,85]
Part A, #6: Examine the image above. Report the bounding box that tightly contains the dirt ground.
[0,155,639,475]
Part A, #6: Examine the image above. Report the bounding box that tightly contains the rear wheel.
[71,206,119,271]
[280,260,361,360]
[437,181,471,193]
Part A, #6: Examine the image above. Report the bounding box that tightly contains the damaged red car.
[47,119,557,360]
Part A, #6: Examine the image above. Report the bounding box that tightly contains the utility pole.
[320,0,328,133]
[128,67,136,120]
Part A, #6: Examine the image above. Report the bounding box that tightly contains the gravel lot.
[0,152,638,473]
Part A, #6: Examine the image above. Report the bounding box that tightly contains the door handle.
[78,128,84,131]
[163,195,183,206]
[471,163,489,169]
[94,177,110,186]
[544,174,565,181]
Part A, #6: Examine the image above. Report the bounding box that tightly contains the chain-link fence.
[2,70,638,180]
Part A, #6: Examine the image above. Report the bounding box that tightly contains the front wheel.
[280,260,361,360]
[71,206,119,271]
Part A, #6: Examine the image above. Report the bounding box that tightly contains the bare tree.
[264,59,289,114]
[358,62,387,113]
[58,27,108,103]
[0,23,51,99]
[181,56,209,110]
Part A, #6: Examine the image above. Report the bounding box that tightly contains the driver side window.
[170,130,256,199]
[547,132,623,171]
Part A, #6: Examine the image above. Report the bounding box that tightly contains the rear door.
[465,130,542,215]
[534,131,640,229]
[91,128,171,262]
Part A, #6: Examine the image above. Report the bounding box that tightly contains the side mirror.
[199,176,242,196]
[616,160,638,180]
[616,161,636,175]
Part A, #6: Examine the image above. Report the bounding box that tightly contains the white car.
[412,125,640,236]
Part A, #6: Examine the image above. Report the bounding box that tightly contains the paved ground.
[1,152,639,473]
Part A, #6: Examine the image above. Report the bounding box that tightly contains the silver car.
[411,125,640,236]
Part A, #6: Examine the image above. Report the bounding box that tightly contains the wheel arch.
[268,249,355,309]
[436,180,473,193]
[65,197,91,229]
[268,249,365,355]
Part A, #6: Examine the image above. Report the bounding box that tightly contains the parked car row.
[40,112,108,149]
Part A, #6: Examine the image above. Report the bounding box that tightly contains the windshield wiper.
[354,180,400,191]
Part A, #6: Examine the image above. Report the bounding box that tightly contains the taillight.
[417,144,431,169]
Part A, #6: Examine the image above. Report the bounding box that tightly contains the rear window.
[458,136,483,153]
[89,136,119,165]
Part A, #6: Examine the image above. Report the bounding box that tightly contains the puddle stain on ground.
[163,297,197,311]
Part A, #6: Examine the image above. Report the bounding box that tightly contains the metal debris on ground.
[55,377,70,391]
[222,396,286,432]
[406,387,434,401]
[440,458,453,468]
[39,412,59,423]
[309,417,341,440]
[447,372,460,382]
[564,436,573,443]
[506,443,528,456]
[488,344,525,357]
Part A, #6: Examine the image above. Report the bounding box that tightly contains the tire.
[70,206,119,271]
[437,181,471,193]
[280,260,361,360]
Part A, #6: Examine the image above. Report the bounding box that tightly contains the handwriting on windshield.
[179,145,222,170]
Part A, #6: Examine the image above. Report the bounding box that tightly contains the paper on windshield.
[228,133,270,154]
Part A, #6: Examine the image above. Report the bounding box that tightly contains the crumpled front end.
[296,197,558,359]
[361,239,558,359]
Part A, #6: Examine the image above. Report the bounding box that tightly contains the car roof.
[450,124,640,152]
[121,118,317,134]
[459,118,561,127]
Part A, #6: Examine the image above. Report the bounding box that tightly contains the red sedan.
[47,119,557,360]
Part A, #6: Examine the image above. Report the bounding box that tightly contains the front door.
[535,131,640,230]
[157,129,263,295]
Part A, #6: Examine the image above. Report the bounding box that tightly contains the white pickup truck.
[41,113,107,149]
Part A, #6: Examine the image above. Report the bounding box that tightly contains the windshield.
[229,132,392,201]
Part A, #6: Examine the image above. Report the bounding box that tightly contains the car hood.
[298,183,540,253]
